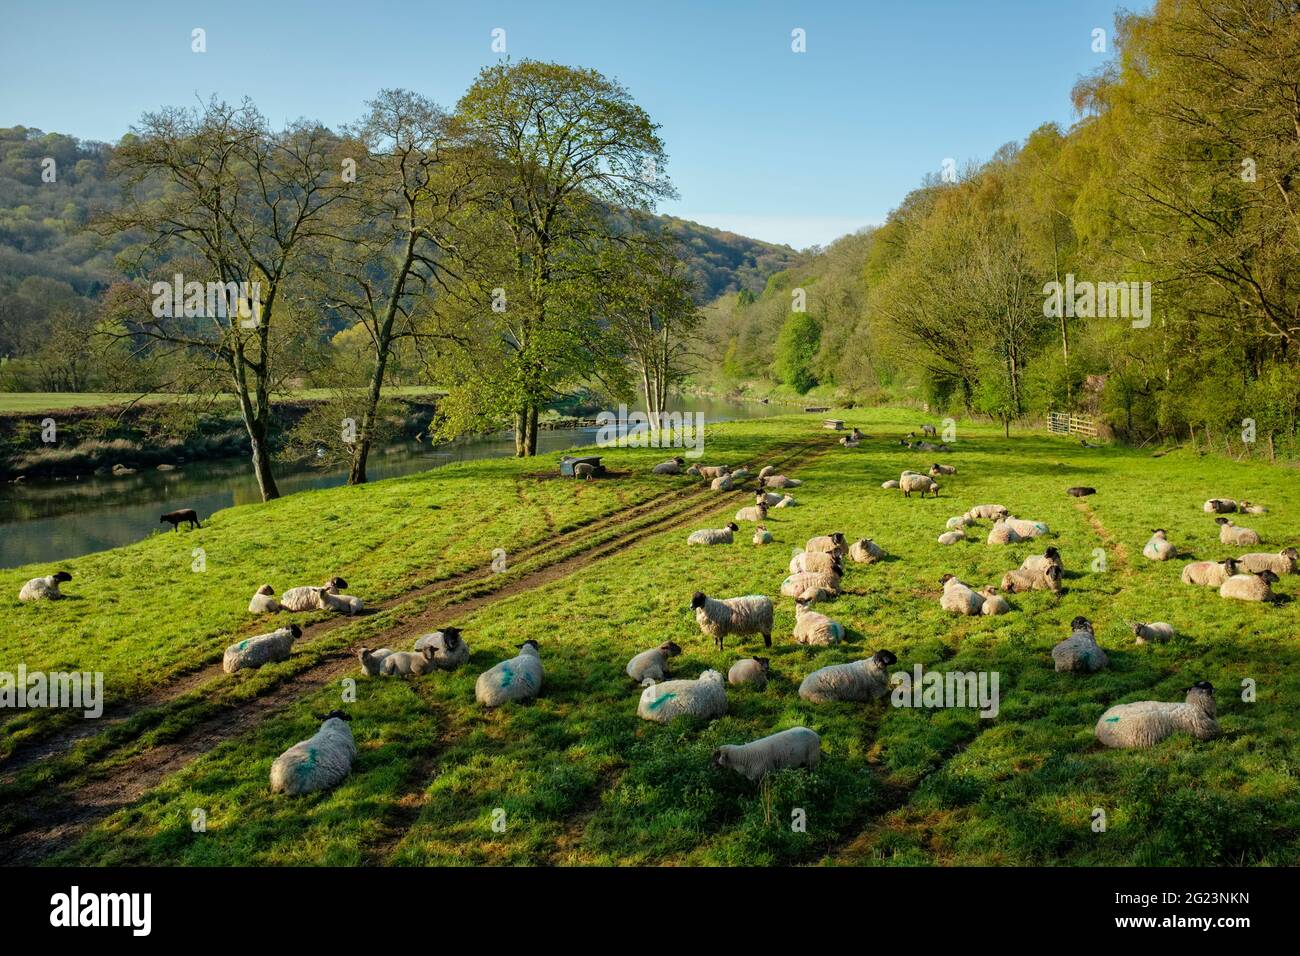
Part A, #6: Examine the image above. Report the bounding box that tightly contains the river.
[0,396,777,569]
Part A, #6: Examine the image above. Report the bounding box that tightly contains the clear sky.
[0,0,1144,250]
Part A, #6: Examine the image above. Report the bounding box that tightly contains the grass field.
[2,408,1298,866]
[0,387,443,414]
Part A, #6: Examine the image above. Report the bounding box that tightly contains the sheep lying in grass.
[380,646,438,676]
[1000,564,1063,595]
[1066,486,1096,497]
[223,623,302,674]
[966,504,1009,521]
[18,570,72,602]
[939,574,984,615]
[692,592,775,650]
[1130,621,1174,644]
[728,657,769,689]
[1216,517,1261,547]
[627,641,682,684]
[734,502,768,523]
[280,577,348,612]
[413,627,470,670]
[1220,569,1279,603]
[760,473,801,489]
[637,669,727,723]
[714,727,821,782]
[1004,517,1050,539]
[688,522,739,545]
[711,473,737,491]
[475,641,543,707]
[806,532,848,557]
[687,464,729,480]
[653,456,687,475]
[986,519,1023,545]
[756,489,784,506]
[1182,558,1238,586]
[270,710,356,796]
[730,467,751,482]
[358,647,394,676]
[1020,547,1063,574]
[1142,530,1175,561]
[900,473,939,498]
[771,494,797,508]
[752,524,773,545]
[789,550,841,575]
[880,479,900,489]
[798,650,897,703]
[1095,681,1219,748]
[1239,501,1267,515]
[319,589,364,616]
[248,584,282,614]
[929,463,956,476]
[946,515,974,531]
[937,530,966,545]
[1051,617,1108,673]
[977,587,1010,615]
[792,599,844,645]
[839,435,860,447]
[781,571,842,601]
[1236,547,1298,575]
[1203,498,1237,514]
[849,538,885,564]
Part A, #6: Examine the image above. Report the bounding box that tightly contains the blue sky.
[0,0,1144,249]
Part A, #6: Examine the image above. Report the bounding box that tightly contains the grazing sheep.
[1142,529,1175,561]
[319,589,364,616]
[848,538,885,564]
[1051,617,1108,673]
[1130,621,1174,644]
[1021,547,1063,574]
[1216,517,1261,547]
[475,641,544,707]
[798,650,897,703]
[248,584,282,614]
[880,479,900,489]
[160,508,201,530]
[1066,486,1096,497]
[734,502,768,523]
[900,473,939,498]
[966,504,1009,521]
[687,464,729,480]
[223,623,302,674]
[789,550,842,575]
[688,522,740,545]
[1095,682,1219,748]
[806,532,848,557]
[1203,498,1237,514]
[280,577,348,612]
[1236,547,1298,576]
[792,599,844,646]
[714,727,820,782]
[939,574,984,615]
[921,424,938,438]
[412,627,470,670]
[1239,501,1267,515]
[380,646,438,676]
[637,669,727,723]
[976,586,1010,615]
[781,571,841,601]
[929,463,956,476]
[760,474,801,489]
[1182,558,1239,586]
[1220,569,1279,603]
[946,515,974,531]
[653,456,687,475]
[692,592,775,650]
[358,647,395,676]
[752,524,773,545]
[937,530,966,545]
[270,710,356,796]
[987,519,1023,545]
[626,641,682,684]
[727,657,769,689]
[18,570,72,602]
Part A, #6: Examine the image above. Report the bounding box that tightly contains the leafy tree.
[775,311,821,393]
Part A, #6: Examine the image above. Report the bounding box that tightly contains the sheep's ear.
[711,748,724,766]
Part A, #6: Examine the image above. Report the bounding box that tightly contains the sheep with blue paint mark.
[475,640,543,707]
[270,710,356,795]
[637,669,727,724]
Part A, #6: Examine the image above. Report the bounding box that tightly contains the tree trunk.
[231,344,280,502]
[514,409,527,457]
[525,405,539,455]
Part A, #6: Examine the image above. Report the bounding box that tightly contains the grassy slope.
[8,409,1299,866]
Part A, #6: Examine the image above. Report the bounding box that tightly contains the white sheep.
[270,710,356,796]
[986,519,1023,545]
[929,463,956,476]
[792,599,844,645]
[1095,682,1219,748]
[976,586,1010,615]
[1051,617,1108,673]
[711,474,736,491]
[248,584,282,614]
[1235,548,1298,575]
[637,669,727,723]
[319,589,364,616]
[18,570,72,602]
[692,592,774,650]
[966,504,1009,521]
[357,647,394,676]
[688,522,740,545]
[380,646,439,676]
[946,515,974,531]
[687,464,729,480]
[1130,621,1174,644]
[781,571,841,601]
[1004,517,1050,539]
[798,650,897,703]
[1181,558,1239,586]
[939,574,984,615]
[789,550,842,575]
[280,576,348,612]
[752,524,773,545]
[1000,564,1062,594]
[1020,547,1063,574]
[1219,570,1278,603]
[714,727,821,782]
[772,494,797,508]
[880,480,900,489]
[756,490,784,506]
[734,503,768,523]
[1216,517,1261,547]
[805,533,848,556]
[727,657,769,689]
[475,640,544,707]
[412,627,470,670]
[848,538,885,563]
[626,641,682,684]
[937,530,965,545]
[223,623,302,674]
[900,473,939,498]
[1142,530,1175,561]
[760,474,801,488]
[653,456,686,475]
[1239,500,1267,515]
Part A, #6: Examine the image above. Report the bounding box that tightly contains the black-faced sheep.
[789,550,842,575]
[1000,564,1063,595]
[413,627,470,670]
[1142,529,1175,561]
[939,574,984,615]
[734,502,768,523]
[1219,569,1278,603]
[929,463,956,476]
[637,669,727,723]
[1095,682,1219,748]
[653,456,687,475]
[223,623,302,674]
[626,641,682,684]
[1066,486,1096,497]
[248,584,282,614]
[714,727,821,782]
[900,473,939,497]
[1020,547,1063,574]
[688,522,740,545]
[1181,558,1239,586]
[1051,616,1108,673]
[805,532,848,557]
[692,592,774,650]
[270,710,355,795]
[18,570,72,602]
[1235,548,1298,576]
[1203,498,1237,514]
[1216,517,1261,547]
[798,650,897,703]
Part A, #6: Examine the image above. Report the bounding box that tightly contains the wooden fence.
[1048,411,1098,438]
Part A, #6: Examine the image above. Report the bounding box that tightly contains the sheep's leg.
[763,632,772,648]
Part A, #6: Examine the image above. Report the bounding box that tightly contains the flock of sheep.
[14,421,1295,800]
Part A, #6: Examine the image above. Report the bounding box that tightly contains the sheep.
[752,524,773,545]
[412,627,470,670]
[729,467,751,482]
[160,508,201,531]
[848,538,885,564]
[626,641,682,684]
[758,465,776,480]
[805,532,848,557]
[1142,529,1175,561]
[1051,617,1109,673]
[1239,500,1267,515]
[921,424,938,437]
[798,650,897,703]
[319,589,364,616]
[687,464,729,480]
[880,480,900,489]
[1220,569,1279,603]
[1130,621,1174,644]
[223,623,302,674]
[946,515,974,531]
[248,584,282,614]
[637,669,727,723]
[1004,517,1050,539]
[759,473,801,489]
[1203,498,1237,514]
[18,570,72,602]
[692,592,775,650]
[939,574,984,615]
[358,647,395,676]
[653,456,687,475]
[688,522,739,545]
[1216,517,1261,547]
[900,473,939,498]
[781,571,841,601]
[789,550,842,575]
[380,645,438,676]
[734,502,768,523]
[929,463,956,476]
[280,577,348,612]
[1020,547,1063,575]
[1001,564,1063,595]
[1094,682,1219,749]
[710,473,737,491]
[714,727,821,782]
[792,598,844,646]
[839,435,860,447]
[1066,486,1096,497]
[976,586,1010,615]
[986,519,1023,545]
[727,657,769,689]
[1182,558,1239,586]
[756,489,784,506]
[1236,547,1298,576]
[475,640,544,707]
[966,504,1009,521]
[772,494,798,508]
[937,530,966,545]
[270,710,356,796]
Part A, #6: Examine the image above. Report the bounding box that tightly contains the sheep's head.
[661,641,682,657]
[686,464,700,475]
[327,576,348,589]
[872,649,898,668]
[690,591,707,610]
[727,522,739,532]
[1259,570,1280,584]
[939,573,955,585]
[831,532,845,545]
[421,645,437,661]
[1070,616,1093,634]
[518,639,540,651]
[673,456,685,465]
[1128,622,1143,635]
[711,746,733,769]
[289,623,303,638]
[754,657,770,673]
[1045,565,1063,589]
[758,476,769,488]
[1152,528,1167,536]
[1044,546,1061,560]
[315,709,352,722]
[1222,558,1239,574]
[53,571,73,583]
[256,584,274,595]
[758,503,769,516]
[1187,681,1216,715]
[1282,547,1299,560]
[1215,517,1230,526]
[441,627,462,649]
